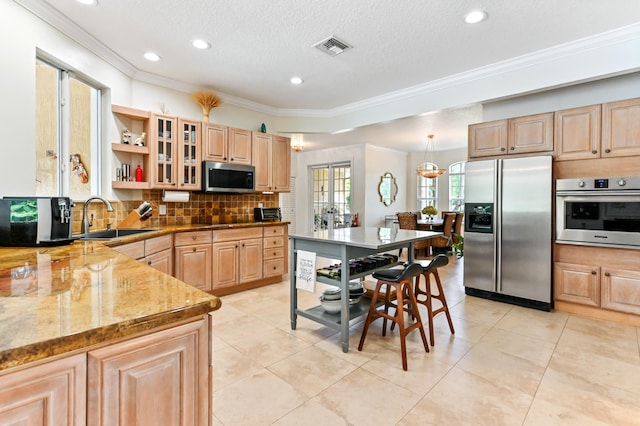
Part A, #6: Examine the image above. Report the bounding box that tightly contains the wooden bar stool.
[414,255,455,346]
[358,263,428,371]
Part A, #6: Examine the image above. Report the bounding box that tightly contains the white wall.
[483,72,640,121]
[363,146,408,227]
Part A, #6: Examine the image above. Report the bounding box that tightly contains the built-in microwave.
[201,162,255,193]
[556,176,640,249]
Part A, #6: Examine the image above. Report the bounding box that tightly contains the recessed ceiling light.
[290,77,303,85]
[192,39,210,49]
[76,0,98,4]
[144,52,160,62]
[464,10,487,24]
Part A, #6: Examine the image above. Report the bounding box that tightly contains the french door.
[311,162,351,231]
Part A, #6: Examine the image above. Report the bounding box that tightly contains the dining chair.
[426,213,455,255]
[396,212,430,258]
[452,212,464,244]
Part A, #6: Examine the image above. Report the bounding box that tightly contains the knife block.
[117,210,144,229]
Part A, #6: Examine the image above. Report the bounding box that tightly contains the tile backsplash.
[72,190,279,234]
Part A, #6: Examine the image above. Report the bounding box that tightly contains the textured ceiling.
[22,0,640,151]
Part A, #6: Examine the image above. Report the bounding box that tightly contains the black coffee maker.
[0,197,75,246]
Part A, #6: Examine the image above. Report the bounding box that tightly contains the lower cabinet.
[88,318,210,426]
[113,234,174,275]
[174,231,213,291]
[263,225,286,278]
[0,317,210,426]
[555,244,640,316]
[212,228,263,291]
[0,353,86,425]
[144,234,174,274]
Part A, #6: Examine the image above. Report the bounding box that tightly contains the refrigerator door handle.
[495,159,502,293]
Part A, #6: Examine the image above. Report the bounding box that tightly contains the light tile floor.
[211,256,640,425]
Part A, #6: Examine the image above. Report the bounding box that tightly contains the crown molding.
[15,0,640,120]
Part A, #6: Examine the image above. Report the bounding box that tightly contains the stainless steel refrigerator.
[463,155,552,311]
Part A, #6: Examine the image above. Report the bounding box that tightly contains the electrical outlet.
[159,204,167,215]
[258,202,263,208]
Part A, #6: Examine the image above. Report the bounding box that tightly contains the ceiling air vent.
[313,36,352,56]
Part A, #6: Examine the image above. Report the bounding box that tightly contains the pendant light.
[416,134,446,178]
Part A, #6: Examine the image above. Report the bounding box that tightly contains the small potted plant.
[421,205,438,221]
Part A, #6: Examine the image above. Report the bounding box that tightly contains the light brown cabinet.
[602,97,640,158]
[113,235,173,275]
[554,104,601,161]
[0,353,86,425]
[252,133,291,192]
[150,114,178,189]
[203,124,252,165]
[212,228,263,291]
[174,231,213,291]
[263,225,287,278]
[87,317,210,426]
[144,234,174,275]
[177,118,202,190]
[468,113,553,158]
[555,244,640,316]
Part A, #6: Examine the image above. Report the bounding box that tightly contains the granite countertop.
[100,221,290,247]
[0,239,221,372]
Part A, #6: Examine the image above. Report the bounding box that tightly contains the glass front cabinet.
[151,114,178,189]
[178,119,201,190]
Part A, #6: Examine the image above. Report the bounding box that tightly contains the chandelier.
[416,134,445,178]
[291,134,304,152]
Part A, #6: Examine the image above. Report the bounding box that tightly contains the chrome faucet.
[81,196,114,234]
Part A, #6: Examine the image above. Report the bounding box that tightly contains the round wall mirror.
[378,172,398,206]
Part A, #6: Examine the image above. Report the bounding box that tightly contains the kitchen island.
[0,240,220,425]
[289,227,440,352]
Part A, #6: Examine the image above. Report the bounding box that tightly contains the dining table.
[417,218,444,230]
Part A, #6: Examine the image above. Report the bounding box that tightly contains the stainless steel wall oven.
[556,176,640,249]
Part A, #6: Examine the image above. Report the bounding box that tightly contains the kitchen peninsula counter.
[0,239,221,372]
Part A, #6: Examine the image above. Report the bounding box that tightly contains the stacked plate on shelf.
[319,281,366,314]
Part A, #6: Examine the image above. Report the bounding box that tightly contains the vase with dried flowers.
[191,91,223,122]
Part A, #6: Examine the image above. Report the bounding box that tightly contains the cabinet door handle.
[591,271,597,275]
[592,150,598,154]
[605,149,611,153]
[501,147,506,151]
[192,248,196,252]
[510,146,515,150]
[604,271,610,277]
[192,236,197,240]
[148,261,152,265]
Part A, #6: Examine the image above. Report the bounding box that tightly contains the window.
[448,161,466,211]
[417,162,438,211]
[36,58,101,198]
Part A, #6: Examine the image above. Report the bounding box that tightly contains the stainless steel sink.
[76,229,157,240]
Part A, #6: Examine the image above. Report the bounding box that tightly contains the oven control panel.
[557,176,640,191]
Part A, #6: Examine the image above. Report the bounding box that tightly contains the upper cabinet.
[554,104,601,161]
[252,133,290,192]
[469,113,553,159]
[150,114,178,189]
[177,118,201,190]
[203,124,252,165]
[602,98,640,158]
[555,98,640,161]
[111,104,289,193]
